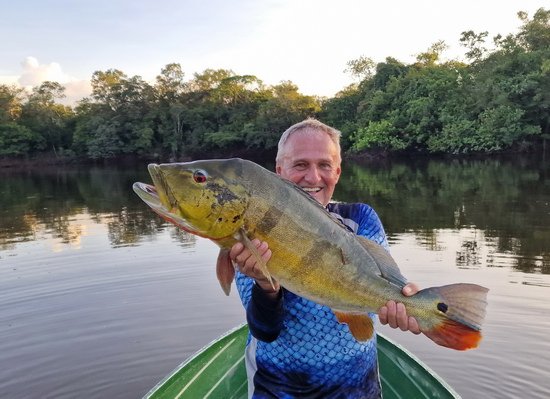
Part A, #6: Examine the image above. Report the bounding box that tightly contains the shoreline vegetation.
[1,9,549,168]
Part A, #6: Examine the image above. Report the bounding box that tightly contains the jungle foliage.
[1,8,548,160]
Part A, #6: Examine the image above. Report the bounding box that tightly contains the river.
[1,155,549,398]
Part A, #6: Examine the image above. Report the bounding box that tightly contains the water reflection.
[2,158,549,274]
[337,156,550,274]
[0,166,190,250]
[2,158,550,273]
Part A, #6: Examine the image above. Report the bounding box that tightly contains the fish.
[133,158,488,350]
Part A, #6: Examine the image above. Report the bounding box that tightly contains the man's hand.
[230,239,280,295]
[378,283,422,334]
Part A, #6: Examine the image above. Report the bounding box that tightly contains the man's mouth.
[302,187,322,194]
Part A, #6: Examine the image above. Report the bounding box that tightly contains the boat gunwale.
[143,323,461,399]
[143,324,247,399]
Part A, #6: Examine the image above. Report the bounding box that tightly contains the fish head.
[133,159,250,240]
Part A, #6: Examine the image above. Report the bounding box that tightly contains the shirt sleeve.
[235,271,284,342]
[246,283,284,342]
[355,204,389,249]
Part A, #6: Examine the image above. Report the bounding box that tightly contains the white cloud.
[18,57,68,86]
[0,57,92,105]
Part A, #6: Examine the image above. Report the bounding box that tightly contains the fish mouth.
[132,181,199,234]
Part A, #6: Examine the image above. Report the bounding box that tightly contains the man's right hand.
[230,240,280,295]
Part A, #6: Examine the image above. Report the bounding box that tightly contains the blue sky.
[1,0,546,103]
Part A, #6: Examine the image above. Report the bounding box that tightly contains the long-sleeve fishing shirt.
[235,202,389,399]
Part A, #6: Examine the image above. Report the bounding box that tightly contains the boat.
[144,324,460,399]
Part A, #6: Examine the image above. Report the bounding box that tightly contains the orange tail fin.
[425,318,482,350]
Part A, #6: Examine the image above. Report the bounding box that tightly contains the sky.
[1,0,547,104]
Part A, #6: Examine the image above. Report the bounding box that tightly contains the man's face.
[276,130,341,206]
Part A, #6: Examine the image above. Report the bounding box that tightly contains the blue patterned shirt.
[236,203,389,399]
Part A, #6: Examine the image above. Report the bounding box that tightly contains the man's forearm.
[246,283,284,342]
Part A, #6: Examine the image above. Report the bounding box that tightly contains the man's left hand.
[378,283,421,334]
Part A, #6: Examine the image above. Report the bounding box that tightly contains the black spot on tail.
[437,302,448,313]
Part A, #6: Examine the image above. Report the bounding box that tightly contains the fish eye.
[193,169,208,183]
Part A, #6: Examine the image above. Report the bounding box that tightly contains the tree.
[153,63,188,159]
[248,81,321,150]
[369,58,409,91]
[319,84,362,150]
[345,56,376,81]
[517,8,550,51]
[90,69,126,111]
[189,68,234,92]
[415,41,448,65]
[475,105,539,151]
[19,81,73,155]
[75,70,155,158]
[155,63,186,100]
[0,122,43,156]
[351,119,406,152]
[0,84,25,123]
[460,30,489,62]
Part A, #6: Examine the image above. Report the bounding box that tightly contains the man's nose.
[304,166,321,183]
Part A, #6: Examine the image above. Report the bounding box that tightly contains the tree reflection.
[337,155,550,274]
[106,208,166,247]
[1,156,549,274]
[456,238,481,268]
[0,165,168,250]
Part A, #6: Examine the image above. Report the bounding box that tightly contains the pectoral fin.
[216,248,235,296]
[235,228,276,291]
[334,311,374,341]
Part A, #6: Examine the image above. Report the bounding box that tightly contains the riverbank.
[0,147,282,169]
[1,146,546,170]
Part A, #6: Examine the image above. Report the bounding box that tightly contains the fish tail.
[420,283,489,350]
[425,318,483,350]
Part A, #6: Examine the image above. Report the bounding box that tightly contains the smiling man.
[229,118,420,399]
[275,121,341,207]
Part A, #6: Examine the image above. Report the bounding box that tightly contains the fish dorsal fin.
[356,236,408,287]
[334,311,374,341]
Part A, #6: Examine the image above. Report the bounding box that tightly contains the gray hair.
[275,118,342,165]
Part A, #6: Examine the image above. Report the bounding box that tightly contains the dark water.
[1,157,549,399]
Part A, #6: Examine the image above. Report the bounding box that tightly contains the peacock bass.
[133,158,488,350]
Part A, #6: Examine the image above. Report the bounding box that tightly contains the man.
[228,119,421,398]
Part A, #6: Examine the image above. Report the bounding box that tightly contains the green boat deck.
[145,324,460,399]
